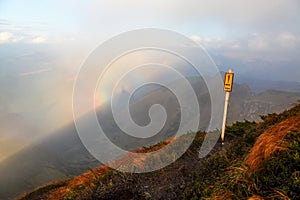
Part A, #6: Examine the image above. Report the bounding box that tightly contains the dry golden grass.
[45,165,110,200]
[245,114,300,173]
[27,138,176,199]
[248,195,264,200]
[108,137,174,171]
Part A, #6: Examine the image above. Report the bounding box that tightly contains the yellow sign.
[224,72,234,92]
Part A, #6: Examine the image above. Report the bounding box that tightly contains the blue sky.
[0,0,300,160]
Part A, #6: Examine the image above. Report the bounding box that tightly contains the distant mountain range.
[0,76,300,199]
[235,75,300,93]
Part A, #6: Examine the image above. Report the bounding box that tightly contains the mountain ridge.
[18,102,300,200]
[1,78,300,199]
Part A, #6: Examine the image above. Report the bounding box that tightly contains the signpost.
[221,69,234,144]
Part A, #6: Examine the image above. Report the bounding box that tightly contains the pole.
[221,91,230,143]
[221,69,233,144]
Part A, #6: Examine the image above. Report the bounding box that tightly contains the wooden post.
[221,69,234,144]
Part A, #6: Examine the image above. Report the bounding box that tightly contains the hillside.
[18,103,300,200]
[2,79,300,200]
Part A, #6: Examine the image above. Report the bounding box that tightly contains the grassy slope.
[185,103,300,200]
[18,103,300,200]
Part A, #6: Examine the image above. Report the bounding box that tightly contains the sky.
[0,0,300,160]
[1,0,300,78]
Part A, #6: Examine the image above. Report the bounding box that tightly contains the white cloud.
[0,29,49,44]
[0,32,23,43]
[190,35,202,43]
[0,31,46,44]
[191,31,300,57]
[30,35,48,44]
[276,32,300,48]
[231,44,241,49]
[190,34,241,50]
[247,32,300,51]
[0,32,12,43]
[248,36,269,51]
[190,35,215,46]
[19,68,52,76]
